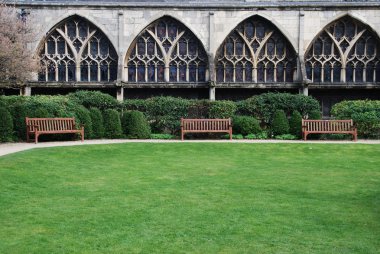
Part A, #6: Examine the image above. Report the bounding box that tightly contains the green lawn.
[0,143,379,253]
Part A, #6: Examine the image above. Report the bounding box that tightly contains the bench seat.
[181,118,232,140]
[302,119,357,141]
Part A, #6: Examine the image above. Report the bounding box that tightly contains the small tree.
[289,110,302,138]
[74,106,93,139]
[0,107,14,142]
[89,107,104,139]
[232,116,261,136]
[103,109,123,139]
[271,110,289,136]
[121,111,151,139]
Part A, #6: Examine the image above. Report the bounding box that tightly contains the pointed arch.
[305,15,380,83]
[38,15,118,82]
[124,16,208,83]
[215,15,297,83]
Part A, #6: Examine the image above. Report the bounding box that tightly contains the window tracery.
[305,17,380,83]
[215,16,297,83]
[39,16,118,82]
[126,17,208,83]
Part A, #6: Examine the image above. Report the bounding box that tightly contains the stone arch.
[305,15,380,83]
[124,15,209,83]
[215,15,298,83]
[37,15,118,82]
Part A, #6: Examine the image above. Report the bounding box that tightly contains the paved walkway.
[1,139,380,157]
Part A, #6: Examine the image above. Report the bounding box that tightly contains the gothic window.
[305,16,380,83]
[125,17,208,83]
[216,16,297,83]
[39,16,118,82]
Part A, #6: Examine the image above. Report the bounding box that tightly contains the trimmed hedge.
[121,111,151,139]
[89,108,105,139]
[103,109,123,139]
[68,90,120,110]
[271,110,289,136]
[331,100,380,138]
[74,106,93,139]
[289,110,302,138]
[0,107,14,142]
[232,116,261,136]
[209,100,237,119]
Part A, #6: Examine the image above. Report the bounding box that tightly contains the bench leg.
[181,131,184,141]
[81,128,84,142]
[304,132,308,141]
[35,132,39,144]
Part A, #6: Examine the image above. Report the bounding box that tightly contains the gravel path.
[1,139,380,157]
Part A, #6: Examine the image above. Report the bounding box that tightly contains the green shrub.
[74,106,93,139]
[121,111,151,139]
[89,108,104,139]
[123,99,148,112]
[274,134,297,140]
[68,91,120,110]
[0,107,14,142]
[209,100,237,119]
[150,133,174,139]
[103,109,123,139]
[271,110,289,136]
[29,107,51,118]
[289,110,302,138]
[308,110,322,120]
[187,100,211,118]
[223,134,244,139]
[331,100,380,138]
[245,132,268,140]
[232,116,261,136]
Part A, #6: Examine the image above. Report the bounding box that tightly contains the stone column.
[297,10,305,83]
[208,12,216,101]
[117,11,124,82]
[116,86,124,101]
[21,86,32,96]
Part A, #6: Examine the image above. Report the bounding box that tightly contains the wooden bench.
[181,118,232,141]
[302,119,357,141]
[26,117,84,144]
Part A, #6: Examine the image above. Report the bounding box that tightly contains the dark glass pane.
[314,63,321,82]
[356,39,365,55]
[226,41,233,55]
[346,64,353,82]
[245,63,252,82]
[236,41,243,55]
[256,23,265,38]
[257,63,264,82]
[335,22,344,40]
[68,64,75,81]
[355,64,364,82]
[340,41,349,52]
[276,41,284,56]
[266,63,274,82]
[100,41,109,56]
[236,64,243,82]
[333,64,341,82]
[138,39,145,55]
[168,22,177,40]
[90,64,98,81]
[57,40,65,54]
[366,64,374,82]
[81,65,88,81]
[306,63,312,80]
[48,63,55,81]
[157,22,166,40]
[267,39,275,56]
[216,65,224,82]
[286,64,294,82]
[179,65,186,81]
[366,38,375,55]
[345,21,355,38]
[157,65,165,82]
[376,64,380,82]
[110,65,117,81]
[73,39,82,52]
[137,65,145,82]
[198,65,206,82]
[323,65,331,82]
[47,40,55,54]
[100,64,108,81]
[78,22,88,38]
[148,65,155,82]
[225,64,233,82]
[188,40,197,55]
[58,64,66,81]
[179,40,187,55]
[245,22,254,39]
[276,62,284,82]
[314,39,322,55]
[90,41,98,56]
[147,40,155,55]
[163,41,171,53]
[128,65,136,82]
[189,65,196,82]
[252,41,259,51]
[323,40,332,55]
[67,21,76,38]
[169,65,177,82]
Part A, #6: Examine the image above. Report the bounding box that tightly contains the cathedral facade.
[4,0,380,115]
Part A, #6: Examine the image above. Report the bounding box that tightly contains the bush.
[89,108,104,139]
[103,109,123,139]
[289,110,302,138]
[150,133,174,139]
[29,107,51,118]
[0,107,14,142]
[68,91,120,110]
[271,110,289,136]
[331,100,380,138]
[308,110,322,120]
[232,116,261,136]
[209,100,237,119]
[245,132,269,139]
[274,134,297,140]
[121,111,151,139]
[74,106,93,139]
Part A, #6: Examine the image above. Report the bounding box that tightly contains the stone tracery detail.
[125,17,208,83]
[216,16,297,83]
[38,16,118,82]
[305,16,380,83]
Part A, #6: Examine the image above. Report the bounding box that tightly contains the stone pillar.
[208,12,216,101]
[302,85,308,96]
[297,10,305,82]
[117,11,124,82]
[209,86,216,101]
[116,87,124,101]
[21,86,32,96]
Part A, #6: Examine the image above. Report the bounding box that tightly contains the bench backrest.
[26,117,76,132]
[302,119,354,132]
[181,118,231,131]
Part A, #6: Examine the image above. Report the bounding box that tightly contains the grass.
[0,143,379,253]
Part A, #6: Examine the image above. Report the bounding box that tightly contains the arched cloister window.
[38,16,118,82]
[125,16,208,83]
[215,16,297,83]
[305,16,380,83]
